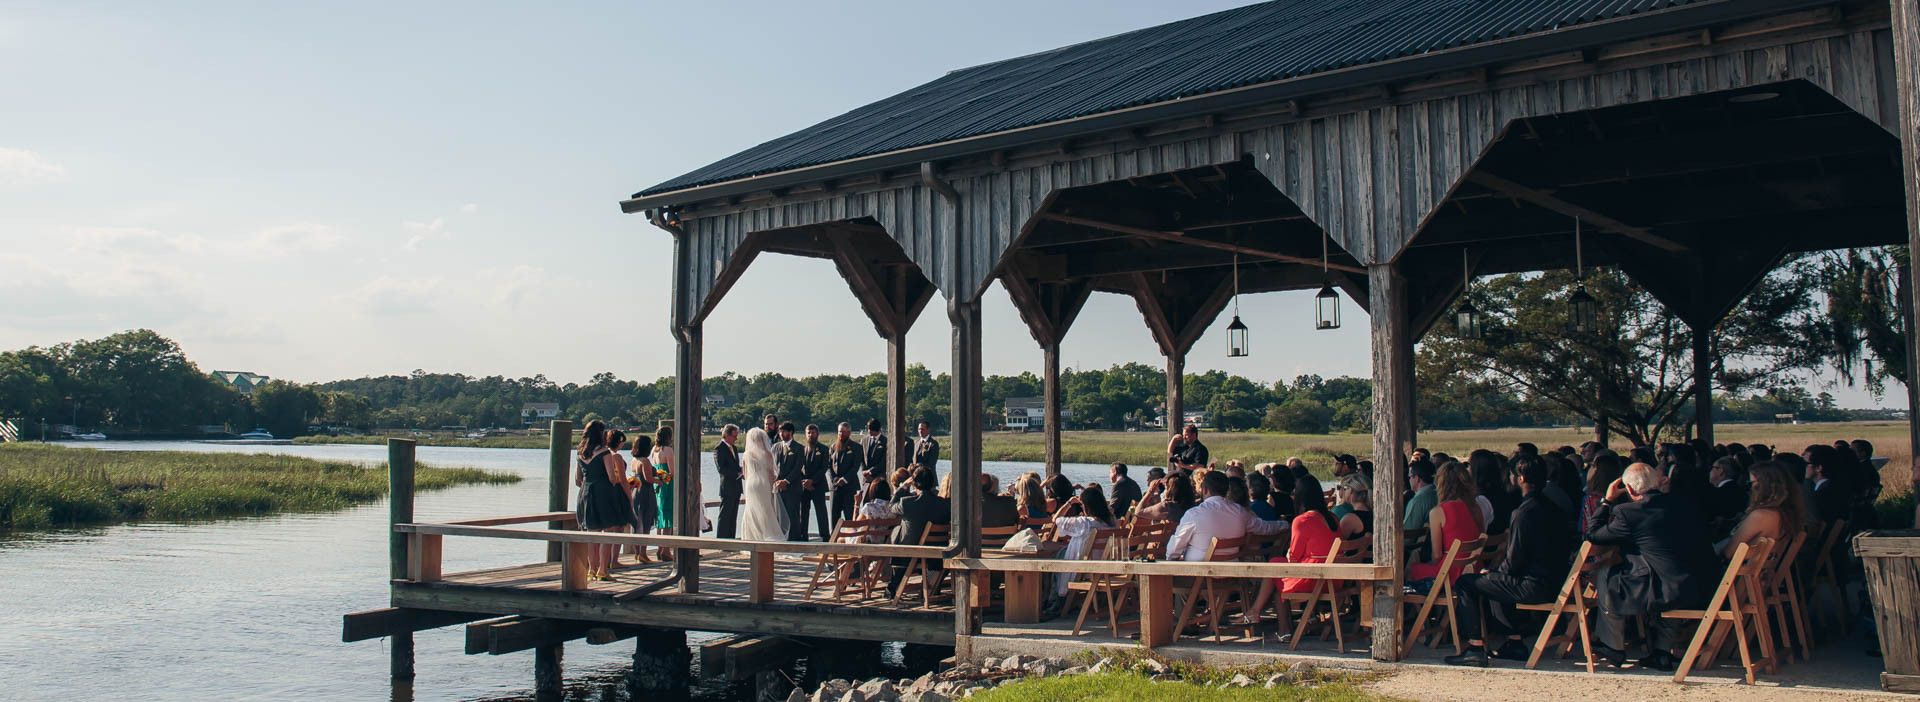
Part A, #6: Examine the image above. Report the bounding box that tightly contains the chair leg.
[1289,590,1322,651]
[1402,594,1435,659]
[1730,610,1756,685]
[1786,579,1814,662]
[1072,583,1098,636]
[1526,602,1565,670]
[1574,606,1596,674]
[1174,581,1203,638]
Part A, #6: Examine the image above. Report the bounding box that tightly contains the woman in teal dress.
[648,425,676,562]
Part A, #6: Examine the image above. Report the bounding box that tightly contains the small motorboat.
[72,432,108,441]
[237,428,275,440]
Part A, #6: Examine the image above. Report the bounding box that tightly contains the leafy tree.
[251,381,322,437]
[1817,246,1909,398]
[1264,396,1333,434]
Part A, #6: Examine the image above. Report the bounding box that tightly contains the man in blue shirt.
[1402,460,1439,531]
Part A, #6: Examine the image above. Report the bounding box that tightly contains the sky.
[0,1,1902,408]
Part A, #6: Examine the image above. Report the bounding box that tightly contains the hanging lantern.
[1455,248,1483,339]
[1314,235,1341,331]
[1226,315,1250,357]
[1315,284,1341,330]
[1567,216,1598,333]
[1226,255,1250,357]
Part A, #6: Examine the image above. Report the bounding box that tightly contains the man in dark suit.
[800,424,832,540]
[829,422,864,526]
[980,473,1018,528]
[774,422,808,541]
[861,418,888,481]
[1805,445,1852,524]
[713,424,743,538]
[912,421,939,468]
[1445,456,1574,666]
[1585,462,1718,671]
[1706,457,1749,531]
[888,466,951,594]
[1108,463,1142,519]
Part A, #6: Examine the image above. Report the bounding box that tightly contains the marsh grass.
[0,444,516,531]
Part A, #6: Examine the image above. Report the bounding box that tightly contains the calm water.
[0,440,1113,701]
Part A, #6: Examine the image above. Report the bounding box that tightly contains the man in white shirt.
[1166,471,1288,561]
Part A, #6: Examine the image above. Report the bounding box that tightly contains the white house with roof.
[212,371,270,395]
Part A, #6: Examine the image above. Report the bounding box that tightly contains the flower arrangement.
[655,468,672,484]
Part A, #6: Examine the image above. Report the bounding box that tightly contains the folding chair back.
[891,523,951,607]
[1285,535,1370,652]
[1519,540,1605,672]
[1807,518,1849,632]
[1666,537,1777,685]
[980,524,1022,551]
[1763,528,1814,663]
[1400,535,1486,657]
[806,516,898,600]
[1174,536,1249,642]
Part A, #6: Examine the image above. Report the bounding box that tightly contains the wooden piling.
[674,324,705,591]
[948,296,984,657]
[1367,263,1410,662]
[627,627,692,699]
[887,331,908,474]
[1042,342,1061,477]
[1164,355,1184,440]
[547,420,572,562]
[1894,0,1920,510]
[388,438,416,680]
[534,644,563,702]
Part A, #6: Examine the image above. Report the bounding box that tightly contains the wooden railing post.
[547,420,573,563]
[561,541,589,591]
[387,438,416,680]
[748,550,775,604]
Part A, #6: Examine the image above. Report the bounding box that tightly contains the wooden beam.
[1039,213,1365,273]
[466,616,598,655]
[1465,171,1689,253]
[1892,0,1920,516]
[822,225,904,337]
[1367,263,1412,662]
[343,607,492,643]
[393,583,955,645]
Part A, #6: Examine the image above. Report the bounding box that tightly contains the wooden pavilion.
[608,0,1920,664]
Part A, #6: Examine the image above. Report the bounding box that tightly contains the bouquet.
[655,468,672,484]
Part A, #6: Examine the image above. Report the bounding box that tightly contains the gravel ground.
[1365,665,1896,701]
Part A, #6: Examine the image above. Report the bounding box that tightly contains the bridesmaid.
[649,425,677,563]
[628,435,658,565]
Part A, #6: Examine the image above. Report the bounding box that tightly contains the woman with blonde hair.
[1717,461,1809,558]
[1335,472,1374,539]
[1013,473,1048,520]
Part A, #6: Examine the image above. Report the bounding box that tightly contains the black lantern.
[1227,315,1249,357]
[1455,248,1483,339]
[1314,235,1341,331]
[1227,255,1250,357]
[1567,216,1598,333]
[1315,283,1341,330]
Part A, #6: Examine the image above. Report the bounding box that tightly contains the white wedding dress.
[737,428,789,542]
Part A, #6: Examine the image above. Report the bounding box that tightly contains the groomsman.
[714,424,743,538]
[861,418,888,481]
[801,424,832,540]
[913,421,940,468]
[775,422,808,541]
[831,422,864,524]
[762,413,780,443]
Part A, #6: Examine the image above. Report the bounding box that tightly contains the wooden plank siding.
[668,25,1896,314]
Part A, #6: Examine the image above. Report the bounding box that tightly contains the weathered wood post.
[1042,341,1062,477]
[948,296,984,657]
[539,419,570,702]
[674,324,704,592]
[1691,328,1714,447]
[888,330,909,474]
[387,438,416,680]
[1164,355,1184,440]
[1894,0,1920,516]
[1367,263,1411,662]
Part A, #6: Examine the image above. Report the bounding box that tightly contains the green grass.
[293,433,552,449]
[969,672,1390,702]
[0,443,517,531]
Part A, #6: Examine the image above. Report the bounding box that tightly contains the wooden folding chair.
[1519,541,1608,673]
[1665,537,1777,684]
[1762,528,1814,663]
[1064,527,1128,635]
[892,523,950,607]
[1108,520,1176,636]
[1172,536,1247,642]
[805,516,898,600]
[1399,536,1485,657]
[1283,536,1370,652]
[1805,519,1849,634]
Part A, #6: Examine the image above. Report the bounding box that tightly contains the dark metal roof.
[634,0,1716,199]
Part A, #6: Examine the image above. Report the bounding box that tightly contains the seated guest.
[1628,445,1657,468]
[1706,456,1750,528]
[1408,461,1485,586]
[1445,455,1575,666]
[1803,444,1853,525]
[1134,473,1197,523]
[841,478,894,543]
[1165,471,1288,562]
[1013,473,1048,520]
[1222,459,1247,479]
[1469,450,1515,535]
[1715,461,1806,558]
[1358,460,1375,482]
[1586,462,1717,671]
[1547,454,1585,526]
[1247,472,1279,521]
[1225,475,1251,508]
[1044,473,1075,513]
[1049,484,1120,597]
[1146,466,1166,484]
[1335,472,1373,539]
[1108,462,1142,519]
[1581,455,1626,534]
[1751,444,1775,461]
[1332,454,1360,478]
[1267,467,1297,520]
[1402,460,1440,532]
[887,466,951,593]
[888,466,914,503]
[1243,478,1341,621]
[980,473,1019,528]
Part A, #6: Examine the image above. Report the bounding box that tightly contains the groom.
[713,424,742,538]
[775,422,809,541]
[800,424,832,540]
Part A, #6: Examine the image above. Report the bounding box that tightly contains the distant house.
[703,394,730,408]
[212,371,271,395]
[1003,397,1070,432]
[522,402,560,426]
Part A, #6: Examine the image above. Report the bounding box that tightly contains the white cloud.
[401,217,450,251]
[251,222,347,254]
[342,266,556,317]
[460,203,478,214]
[0,147,67,185]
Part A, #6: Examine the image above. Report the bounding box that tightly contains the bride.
[737,427,789,542]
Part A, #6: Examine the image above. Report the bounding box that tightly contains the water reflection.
[1,440,1112,700]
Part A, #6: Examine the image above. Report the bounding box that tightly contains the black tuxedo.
[799,440,832,539]
[775,438,808,541]
[913,435,940,467]
[1109,477,1142,519]
[714,440,743,538]
[862,434,889,477]
[1455,491,1575,641]
[830,442,864,524]
[1586,489,1717,651]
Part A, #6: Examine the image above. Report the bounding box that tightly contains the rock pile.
[784,652,1320,702]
